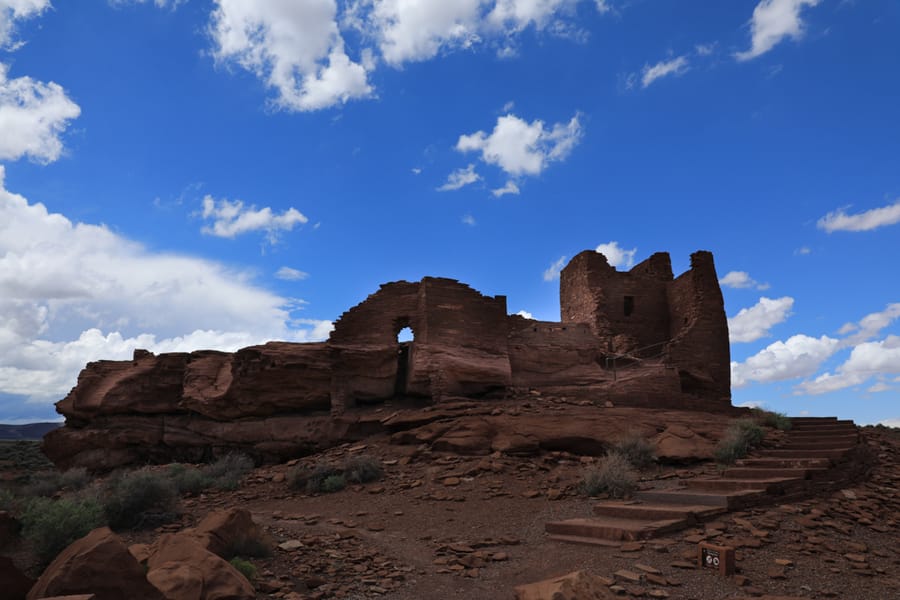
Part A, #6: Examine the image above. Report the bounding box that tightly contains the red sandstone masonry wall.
[508,318,609,388]
[665,251,731,402]
[560,251,673,353]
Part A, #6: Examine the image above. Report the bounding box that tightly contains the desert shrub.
[289,463,334,492]
[103,468,179,530]
[750,408,792,431]
[59,467,91,491]
[224,530,272,559]
[610,432,656,469]
[168,463,213,496]
[321,474,347,493]
[21,496,105,565]
[580,453,637,499]
[714,419,767,465]
[204,453,255,491]
[343,455,384,484]
[21,471,63,498]
[0,488,18,512]
[229,557,257,582]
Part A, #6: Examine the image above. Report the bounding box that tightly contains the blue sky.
[0,0,898,426]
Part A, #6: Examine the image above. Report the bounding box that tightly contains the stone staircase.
[546,416,867,546]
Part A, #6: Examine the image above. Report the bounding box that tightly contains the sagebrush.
[580,453,637,499]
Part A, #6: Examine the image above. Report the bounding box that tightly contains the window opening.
[624,296,635,317]
[397,326,414,343]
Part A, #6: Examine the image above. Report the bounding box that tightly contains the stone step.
[789,416,837,423]
[544,533,624,548]
[683,477,800,493]
[545,516,686,542]
[782,441,857,451]
[762,449,850,459]
[721,467,824,479]
[787,428,858,436]
[791,421,855,430]
[592,501,726,522]
[635,489,766,509]
[736,457,832,468]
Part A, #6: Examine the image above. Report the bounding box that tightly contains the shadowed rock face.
[44,251,732,470]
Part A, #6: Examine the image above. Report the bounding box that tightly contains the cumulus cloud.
[838,303,900,346]
[0,64,82,163]
[543,255,567,282]
[275,266,309,281]
[437,164,481,191]
[719,271,770,291]
[0,169,330,407]
[456,113,582,177]
[200,195,308,241]
[880,418,900,429]
[461,214,476,226]
[797,335,900,395]
[349,0,606,67]
[516,310,535,319]
[492,180,520,197]
[728,296,794,343]
[731,334,839,387]
[0,0,49,49]
[736,0,821,61]
[640,55,689,88]
[108,0,186,9]
[595,241,636,269]
[209,0,373,112]
[817,199,900,233]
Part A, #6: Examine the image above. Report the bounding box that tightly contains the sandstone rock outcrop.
[27,527,164,600]
[514,570,619,599]
[44,250,734,469]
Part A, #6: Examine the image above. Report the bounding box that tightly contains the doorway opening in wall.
[395,321,414,396]
[624,296,635,317]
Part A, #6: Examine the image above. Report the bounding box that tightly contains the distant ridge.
[0,422,62,441]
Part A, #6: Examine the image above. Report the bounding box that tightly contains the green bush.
[103,468,179,530]
[0,488,16,512]
[343,455,384,484]
[321,474,347,493]
[611,432,656,469]
[22,471,63,498]
[289,463,340,494]
[59,467,91,491]
[21,496,105,565]
[204,453,255,491]
[580,453,637,499]
[229,557,257,582]
[168,464,213,496]
[714,418,767,465]
[750,408,792,431]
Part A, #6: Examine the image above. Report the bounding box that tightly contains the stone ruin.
[43,250,732,469]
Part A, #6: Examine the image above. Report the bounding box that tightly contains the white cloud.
[516,310,534,319]
[731,334,839,387]
[797,335,900,395]
[867,382,892,393]
[719,270,770,290]
[817,199,900,233]
[457,112,582,177]
[0,0,49,49]
[880,418,900,429]
[209,0,373,112]
[487,0,578,32]
[0,64,81,163]
[543,255,567,282]
[728,296,794,343]
[200,195,308,241]
[595,241,636,269]
[640,55,689,88]
[840,303,900,346]
[695,43,715,56]
[275,266,309,281]
[736,0,821,61]
[438,164,481,191]
[492,180,520,197]
[461,214,476,226]
[108,0,186,9]
[0,169,331,407]
[795,246,811,255]
[594,1,611,14]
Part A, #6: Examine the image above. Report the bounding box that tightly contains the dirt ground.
[118,423,900,600]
